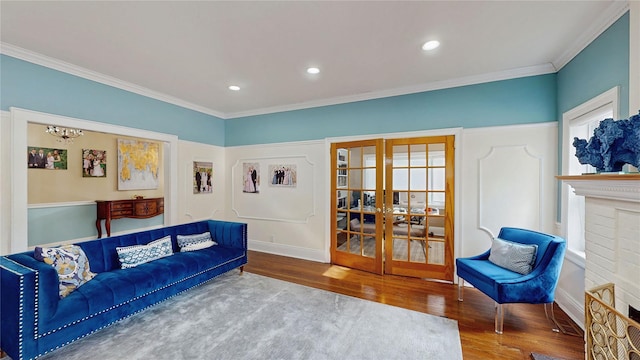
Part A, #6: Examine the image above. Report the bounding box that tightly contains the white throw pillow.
[177,232,217,252]
[116,236,173,269]
[488,237,538,275]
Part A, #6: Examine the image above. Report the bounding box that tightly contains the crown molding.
[0,42,226,119]
[553,1,630,71]
[2,41,557,120]
[225,63,557,119]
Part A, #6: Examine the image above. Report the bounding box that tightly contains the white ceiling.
[0,1,628,119]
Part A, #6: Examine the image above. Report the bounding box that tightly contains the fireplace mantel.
[557,174,640,202]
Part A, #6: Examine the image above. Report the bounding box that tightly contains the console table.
[96,197,164,238]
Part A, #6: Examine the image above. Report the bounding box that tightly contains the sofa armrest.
[1,255,56,360]
[3,254,61,322]
[207,220,247,250]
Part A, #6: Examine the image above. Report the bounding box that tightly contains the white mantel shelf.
[558,174,640,203]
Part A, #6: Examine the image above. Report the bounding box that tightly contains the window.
[561,87,618,259]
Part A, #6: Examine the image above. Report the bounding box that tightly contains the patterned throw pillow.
[116,236,173,269]
[34,244,97,299]
[488,237,538,275]
[176,232,217,252]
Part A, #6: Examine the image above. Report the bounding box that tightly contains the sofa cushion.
[177,232,217,252]
[116,236,173,269]
[34,244,97,298]
[488,237,538,275]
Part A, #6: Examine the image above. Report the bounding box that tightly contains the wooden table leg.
[105,219,111,238]
[96,219,102,238]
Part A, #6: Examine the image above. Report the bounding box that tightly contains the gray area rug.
[35,272,462,360]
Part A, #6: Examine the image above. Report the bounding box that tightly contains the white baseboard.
[555,287,585,331]
[248,239,328,263]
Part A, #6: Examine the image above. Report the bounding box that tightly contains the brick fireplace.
[561,174,640,318]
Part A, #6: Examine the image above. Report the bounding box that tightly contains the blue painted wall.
[28,205,163,246]
[555,12,630,221]
[557,13,630,119]
[1,55,226,146]
[225,74,558,146]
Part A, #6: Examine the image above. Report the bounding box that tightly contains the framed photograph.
[28,146,67,170]
[193,161,213,194]
[82,149,107,177]
[268,164,297,187]
[242,162,259,193]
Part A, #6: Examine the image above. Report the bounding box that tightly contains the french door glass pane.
[393,169,408,190]
[349,169,362,189]
[427,168,445,191]
[409,239,427,263]
[392,238,408,261]
[393,145,408,166]
[428,143,445,166]
[427,241,445,265]
[410,168,427,190]
[363,169,376,190]
[349,147,362,168]
[410,144,427,166]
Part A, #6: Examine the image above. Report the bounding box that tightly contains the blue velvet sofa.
[0,220,247,360]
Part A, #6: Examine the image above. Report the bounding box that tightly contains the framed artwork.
[268,164,297,187]
[193,161,213,194]
[82,149,107,177]
[242,162,259,193]
[27,146,67,170]
[117,139,160,190]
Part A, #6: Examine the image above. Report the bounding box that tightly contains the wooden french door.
[331,139,384,275]
[331,136,455,281]
[384,136,455,281]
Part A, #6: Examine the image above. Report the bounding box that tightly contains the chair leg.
[544,302,561,333]
[495,302,504,334]
[457,277,464,301]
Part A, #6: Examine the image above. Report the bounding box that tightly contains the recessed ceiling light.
[422,40,440,51]
[228,85,240,91]
[307,67,320,74]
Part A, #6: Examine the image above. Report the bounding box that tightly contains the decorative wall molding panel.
[231,155,316,223]
[478,145,543,238]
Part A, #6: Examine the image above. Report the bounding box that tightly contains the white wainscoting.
[459,122,558,258]
[478,145,543,238]
[225,140,328,262]
[230,155,316,223]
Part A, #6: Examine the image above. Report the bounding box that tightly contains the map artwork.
[117,139,160,190]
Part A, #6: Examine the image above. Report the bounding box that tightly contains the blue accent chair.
[456,227,566,333]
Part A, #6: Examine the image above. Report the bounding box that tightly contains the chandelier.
[45,126,84,144]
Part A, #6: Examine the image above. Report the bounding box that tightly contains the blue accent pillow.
[34,244,97,298]
[177,232,217,252]
[488,237,538,275]
[116,235,173,269]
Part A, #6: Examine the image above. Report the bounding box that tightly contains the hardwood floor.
[244,250,585,360]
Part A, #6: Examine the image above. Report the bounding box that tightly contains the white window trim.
[561,86,619,267]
